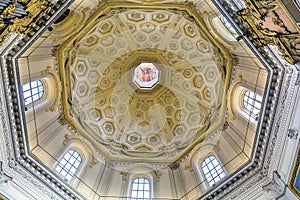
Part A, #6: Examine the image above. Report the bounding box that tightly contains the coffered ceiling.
[58,5,232,162]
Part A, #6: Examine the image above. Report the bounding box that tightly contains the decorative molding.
[0,162,12,189]
[0,0,85,200]
[288,129,298,140]
[294,63,300,85]
[236,0,300,64]
[262,171,286,199]
[288,135,300,199]
[120,171,127,181]
[225,175,269,200]
[0,0,54,45]
[205,0,298,199]
[40,66,52,76]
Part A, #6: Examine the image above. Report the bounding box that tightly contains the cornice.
[204,0,299,199]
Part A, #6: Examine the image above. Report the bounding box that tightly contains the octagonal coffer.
[133,62,159,90]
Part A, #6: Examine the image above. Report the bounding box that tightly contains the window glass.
[222,17,237,34]
[131,177,150,200]
[22,80,44,106]
[202,156,225,187]
[55,150,82,181]
[243,90,262,120]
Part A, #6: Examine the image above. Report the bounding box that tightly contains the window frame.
[201,155,226,187]
[22,80,45,108]
[54,149,82,182]
[130,176,151,200]
[241,90,262,122]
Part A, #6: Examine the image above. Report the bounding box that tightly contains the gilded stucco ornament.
[262,171,285,199]
[57,2,232,163]
[0,0,53,45]
[237,0,300,64]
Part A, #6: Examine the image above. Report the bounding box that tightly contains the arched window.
[55,150,82,181]
[202,156,225,187]
[242,90,262,121]
[22,80,44,106]
[212,16,237,42]
[130,177,151,200]
[221,17,237,35]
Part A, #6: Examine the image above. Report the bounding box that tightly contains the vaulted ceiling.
[58,4,232,162]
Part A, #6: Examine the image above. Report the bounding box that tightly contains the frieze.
[0,72,14,161]
[225,175,269,200]
[262,57,296,177]
[262,171,286,199]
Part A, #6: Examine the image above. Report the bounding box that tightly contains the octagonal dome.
[58,5,232,162]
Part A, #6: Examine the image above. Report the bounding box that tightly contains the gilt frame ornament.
[0,0,54,45]
[56,2,234,162]
[289,142,300,199]
[236,0,300,64]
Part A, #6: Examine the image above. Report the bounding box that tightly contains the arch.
[21,67,61,114]
[55,149,82,181]
[189,139,222,191]
[227,80,263,124]
[123,165,156,199]
[211,16,238,42]
[53,136,95,183]
[201,156,226,187]
[201,13,239,50]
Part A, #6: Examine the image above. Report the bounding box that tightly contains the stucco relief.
[59,8,231,161]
